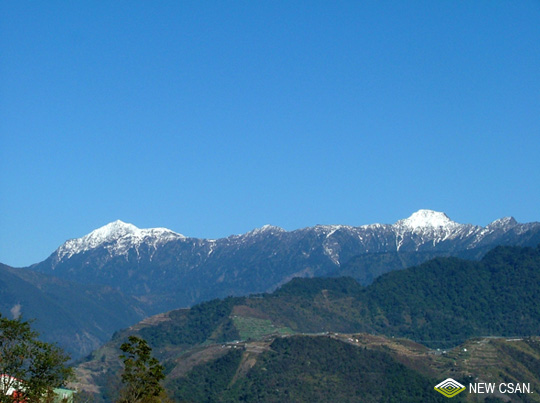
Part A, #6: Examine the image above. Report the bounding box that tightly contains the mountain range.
[73,244,540,402]
[31,209,540,312]
[3,209,540,359]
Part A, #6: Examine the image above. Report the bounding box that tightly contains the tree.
[117,336,166,403]
[0,314,73,403]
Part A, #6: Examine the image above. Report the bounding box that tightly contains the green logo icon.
[434,378,466,398]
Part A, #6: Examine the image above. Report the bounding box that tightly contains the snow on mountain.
[244,224,286,237]
[390,210,474,251]
[50,210,538,268]
[394,209,459,229]
[486,216,518,230]
[55,220,185,261]
[31,209,540,314]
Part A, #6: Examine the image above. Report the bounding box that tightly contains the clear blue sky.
[1,1,539,267]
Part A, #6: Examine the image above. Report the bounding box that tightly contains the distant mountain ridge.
[31,210,540,314]
[48,210,533,263]
[0,263,145,359]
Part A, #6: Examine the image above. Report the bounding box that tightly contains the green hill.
[169,335,452,403]
[363,245,540,344]
[248,245,540,347]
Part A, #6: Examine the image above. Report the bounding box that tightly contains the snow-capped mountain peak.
[486,216,518,230]
[394,209,457,229]
[245,224,285,237]
[391,210,470,251]
[54,220,184,262]
[80,220,139,247]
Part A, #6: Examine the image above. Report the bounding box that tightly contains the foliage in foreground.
[0,314,73,403]
[116,335,168,403]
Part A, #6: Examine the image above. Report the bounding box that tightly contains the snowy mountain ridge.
[394,209,458,229]
[31,208,540,314]
[51,209,529,264]
[55,219,185,261]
